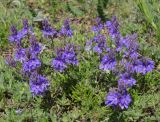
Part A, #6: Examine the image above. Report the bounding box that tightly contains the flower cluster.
[7,17,155,109]
[51,44,78,72]
[42,19,78,72]
[8,19,49,96]
[92,17,104,33]
[8,19,30,44]
[89,34,107,54]
[105,88,131,110]
[29,72,49,96]
[86,17,155,109]
[99,49,116,71]
[42,19,57,38]
[42,19,73,38]
[60,19,73,37]
[8,19,75,95]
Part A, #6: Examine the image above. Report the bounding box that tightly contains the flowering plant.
[7,17,155,111]
[7,19,77,96]
[86,16,155,109]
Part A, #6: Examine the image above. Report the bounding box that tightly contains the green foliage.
[0,1,32,50]
[66,2,84,16]
[66,0,97,17]
[0,0,160,121]
[71,81,108,120]
[65,0,110,19]
[123,91,160,121]
[135,0,160,40]
[97,0,109,21]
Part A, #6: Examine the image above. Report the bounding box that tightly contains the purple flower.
[28,36,42,58]
[8,25,22,43]
[42,20,57,37]
[105,89,120,106]
[9,20,30,43]
[123,34,139,51]
[123,61,135,73]
[60,19,73,37]
[51,45,78,72]
[23,58,41,72]
[30,44,42,57]
[30,43,42,57]
[93,35,107,54]
[105,16,124,52]
[87,34,107,54]
[106,16,120,40]
[99,50,116,71]
[23,19,29,29]
[118,73,136,88]
[19,19,29,38]
[29,73,49,96]
[119,93,132,109]
[14,48,27,63]
[93,34,105,43]
[51,49,67,72]
[123,50,139,60]
[92,18,103,33]
[115,35,124,52]
[93,46,103,54]
[51,58,67,72]
[105,89,132,109]
[132,58,154,74]
[62,45,78,65]
[92,24,103,33]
